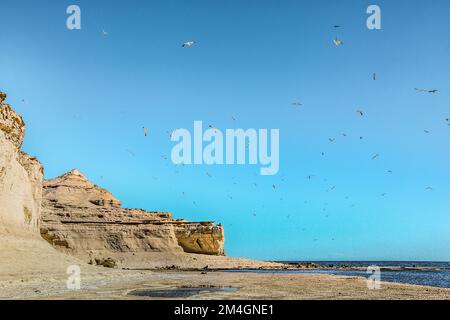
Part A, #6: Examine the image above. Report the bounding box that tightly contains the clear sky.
[1,0,449,261]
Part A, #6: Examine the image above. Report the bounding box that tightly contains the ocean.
[229,261,450,289]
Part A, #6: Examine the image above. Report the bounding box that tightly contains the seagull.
[372,154,379,160]
[292,102,302,107]
[182,41,196,47]
[333,25,341,29]
[424,130,430,134]
[329,138,335,143]
[426,187,434,191]
[143,127,148,137]
[272,184,276,189]
[333,37,343,46]
[356,110,364,116]
[415,88,438,94]
[372,73,376,80]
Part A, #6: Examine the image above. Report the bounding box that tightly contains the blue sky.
[1,0,449,261]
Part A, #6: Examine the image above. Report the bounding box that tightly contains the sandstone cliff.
[0,92,43,232]
[0,91,85,278]
[40,169,225,267]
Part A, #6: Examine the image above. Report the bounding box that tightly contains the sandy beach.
[2,267,450,300]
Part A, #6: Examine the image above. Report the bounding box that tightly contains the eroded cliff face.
[0,92,43,232]
[41,170,225,266]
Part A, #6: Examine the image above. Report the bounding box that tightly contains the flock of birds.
[79,25,445,243]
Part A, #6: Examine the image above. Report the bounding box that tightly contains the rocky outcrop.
[0,92,43,232]
[40,170,225,266]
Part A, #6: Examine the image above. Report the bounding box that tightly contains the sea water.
[228,261,450,289]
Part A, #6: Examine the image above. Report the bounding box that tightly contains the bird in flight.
[182,41,196,47]
[333,37,343,46]
[292,102,302,107]
[333,25,341,28]
[143,127,148,137]
[101,29,108,36]
[329,138,335,143]
[356,109,364,116]
[372,154,380,160]
[372,73,376,80]
[426,187,434,191]
[424,130,430,134]
[415,88,438,94]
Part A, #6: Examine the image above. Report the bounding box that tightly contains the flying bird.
[143,127,148,137]
[356,110,364,116]
[372,154,379,160]
[101,29,108,36]
[292,102,302,107]
[333,37,343,46]
[182,41,196,47]
[372,73,376,80]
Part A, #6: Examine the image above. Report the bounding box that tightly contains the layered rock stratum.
[40,169,225,267]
